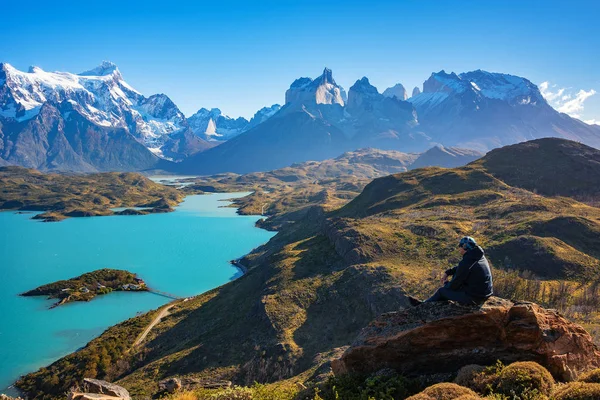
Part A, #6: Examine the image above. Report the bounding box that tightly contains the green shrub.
[495,362,555,398]
[577,369,600,384]
[318,373,419,400]
[406,383,479,400]
[551,382,600,400]
[185,383,298,400]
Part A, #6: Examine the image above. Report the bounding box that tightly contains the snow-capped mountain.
[344,77,422,145]
[187,108,249,141]
[177,69,428,174]
[0,62,210,171]
[408,70,600,151]
[187,104,281,141]
[245,104,282,130]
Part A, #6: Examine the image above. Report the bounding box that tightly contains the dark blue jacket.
[445,246,493,299]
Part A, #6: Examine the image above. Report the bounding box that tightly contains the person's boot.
[406,295,423,307]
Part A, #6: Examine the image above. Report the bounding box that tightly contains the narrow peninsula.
[21,269,148,308]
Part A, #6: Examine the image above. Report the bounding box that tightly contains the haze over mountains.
[1,62,599,173]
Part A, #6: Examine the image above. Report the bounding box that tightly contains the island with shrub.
[21,268,148,308]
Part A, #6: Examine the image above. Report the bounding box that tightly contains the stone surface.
[332,297,600,381]
[158,377,182,393]
[82,379,130,400]
[68,393,123,400]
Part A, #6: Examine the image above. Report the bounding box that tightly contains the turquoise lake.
[0,193,275,393]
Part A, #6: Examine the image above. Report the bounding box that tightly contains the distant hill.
[473,137,600,198]
[18,138,600,399]
[410,145,483,170]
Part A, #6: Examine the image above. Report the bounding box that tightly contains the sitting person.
[409,236,493,306]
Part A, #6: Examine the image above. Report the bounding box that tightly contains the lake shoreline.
[2,191,276,395]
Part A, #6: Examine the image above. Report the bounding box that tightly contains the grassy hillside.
[0,166,184,221]
[16,138,600,399]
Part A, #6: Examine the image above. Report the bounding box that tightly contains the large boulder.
[331,297,600,381]
[82,379,130,400]
[68,394,123,400]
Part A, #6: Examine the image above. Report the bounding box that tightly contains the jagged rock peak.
[383,83,408,100]
[350,77,378,94]
[79,61,119,77]
[314,67,335,85]
[27,66,42,73]
[412,86,421,97]
[423,70,465,93]
[285,67,346,106]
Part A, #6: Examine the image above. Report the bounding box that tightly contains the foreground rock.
[332,297,600,381]
[78,379,130,400]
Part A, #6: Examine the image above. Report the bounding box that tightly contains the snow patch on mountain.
[0,62,190,159]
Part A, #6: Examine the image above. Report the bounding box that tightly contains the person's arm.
[447,258,471,290]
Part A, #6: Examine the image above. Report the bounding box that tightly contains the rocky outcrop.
[68,393,123,400]
[158,377,182,394]
[332,297,600,381]
[383,83,408,101]
[81,379,130,400]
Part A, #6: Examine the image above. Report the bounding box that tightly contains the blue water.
[0,193,275,393]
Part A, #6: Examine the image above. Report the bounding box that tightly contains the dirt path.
[134,303,175,346]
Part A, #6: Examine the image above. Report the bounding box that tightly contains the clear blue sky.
[2,0,599,122]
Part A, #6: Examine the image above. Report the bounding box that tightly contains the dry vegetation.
[15,138,600,399]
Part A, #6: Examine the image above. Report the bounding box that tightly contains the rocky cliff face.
[187,104,282,141]
[383,83,408,100]
[332,297,600,381]
[285,68,347,107]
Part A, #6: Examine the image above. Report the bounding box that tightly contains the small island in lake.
[21,268,148,308]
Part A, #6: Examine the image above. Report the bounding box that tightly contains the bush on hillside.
[577,369,600,384]
[495,361,555,398]
[406,383,478,400]
[551,382,600,400]
[454,365,486,390]
[170,383,298,400]
[316,373,419,400]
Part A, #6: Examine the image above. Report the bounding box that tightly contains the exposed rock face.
[68,393,123,400]
[383,83,408,100]
[82,379,130,400]
[284,67,347,106]
[332,298,600,381]
[158,377,182,393]
[412,86,421,97]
